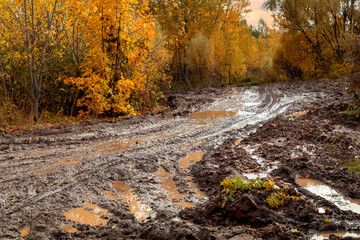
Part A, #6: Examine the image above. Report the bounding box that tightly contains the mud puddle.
[93,140,135,154]
[155,167,206,209]
[296,179,360,214]
[19,227,30,237]
[156,167,188,202]
[103,181,152,222]
[189,111,237,119]
[311,232,360,240]
[179,152,205,169]
[64,202,111,226]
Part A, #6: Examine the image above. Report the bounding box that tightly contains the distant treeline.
[0,0,359,125]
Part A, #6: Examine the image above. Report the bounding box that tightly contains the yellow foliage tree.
[0,0,73,121]
[63,0,156,118]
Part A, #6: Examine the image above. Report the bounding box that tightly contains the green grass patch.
[345,99,360,121]
[340,158,360,174]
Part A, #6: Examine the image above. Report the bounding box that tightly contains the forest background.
[0,0,360,130]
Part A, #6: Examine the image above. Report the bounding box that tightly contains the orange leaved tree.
[64,0,156,118]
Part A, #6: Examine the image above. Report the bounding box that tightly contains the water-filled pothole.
[20,226,30,236]
[189,111,237,119]
[296,179,360,214]
[179,152,204,169]
[103,181,152,222]
[243,172,269,180]
[63,202,110,226]
[155,167,188,201]
[311,232,360,240]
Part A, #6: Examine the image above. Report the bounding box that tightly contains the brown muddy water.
[19,227,30,237]
[105,181,152,222]
[179,152,205,169]
[63,202,110,226]
[189,111,237,119]
[155,167,188,201]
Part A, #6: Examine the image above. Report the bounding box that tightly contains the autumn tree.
[186,33,213,87]
[63,0,158,117]
[265,0,360,75]
[0,0,74,122]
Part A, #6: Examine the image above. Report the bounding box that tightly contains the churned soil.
[1,79,359,239]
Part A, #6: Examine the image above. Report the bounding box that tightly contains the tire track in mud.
[0,85,326,237]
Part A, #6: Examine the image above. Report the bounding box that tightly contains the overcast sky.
[246,0,274,28]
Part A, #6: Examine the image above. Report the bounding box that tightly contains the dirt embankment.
[1,79,359,240]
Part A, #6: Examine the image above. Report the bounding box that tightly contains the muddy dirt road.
[1,80,360,239]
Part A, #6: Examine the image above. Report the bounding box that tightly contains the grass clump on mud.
[340,158,360,175]
[345,99,360,121]
[220,176,299,209]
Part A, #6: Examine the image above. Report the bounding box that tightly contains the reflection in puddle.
[156,167,188,201]
[64,202,110,226]
[287,110,309,118]
[296,179,360,214]
[243,172,269,180]
[242,147,278,180]
[104,181,152,222]
[318,207,326,214]
[33,167,53,174]
[20,227,30,236]
[179,152,204,169]
[60,224,78,233]
[189,111,237,119]
[311,232,360,240]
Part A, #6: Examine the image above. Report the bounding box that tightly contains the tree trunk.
[33,98,39,122]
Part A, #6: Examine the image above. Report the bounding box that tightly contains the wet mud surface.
[1,80,360,239]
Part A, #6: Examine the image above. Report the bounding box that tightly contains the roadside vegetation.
[220,176,299,209]
[0,0,360,131]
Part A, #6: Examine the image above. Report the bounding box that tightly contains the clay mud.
[1,80,360,239]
